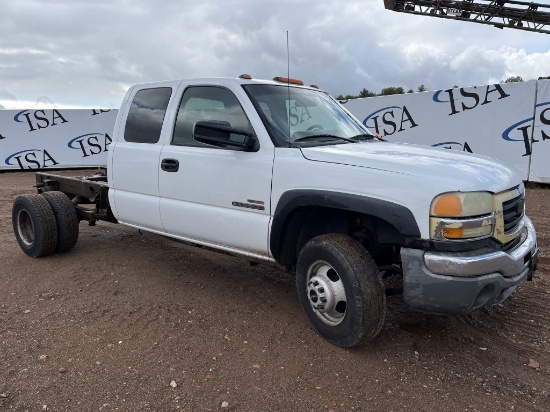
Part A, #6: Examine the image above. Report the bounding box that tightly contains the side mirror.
[193,120,258,151]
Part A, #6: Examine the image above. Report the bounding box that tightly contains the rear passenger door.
[159,85,274,257]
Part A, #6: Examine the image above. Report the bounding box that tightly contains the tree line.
[336,76,524,100]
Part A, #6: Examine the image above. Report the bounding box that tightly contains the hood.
[300,141,520,193]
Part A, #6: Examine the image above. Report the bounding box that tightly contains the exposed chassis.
[34,171,117,225]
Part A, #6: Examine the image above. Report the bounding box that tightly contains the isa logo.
[501,101,550,156]
[91,109,112,116]
[68,132,112,158]
[433,84,510,116]
[5,149,59,169]
[13,109,68,132]
[362,105,418,137]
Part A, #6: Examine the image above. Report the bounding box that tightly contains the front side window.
[243,84,373,147]
[124,87,172,143]
[172,86,254,149]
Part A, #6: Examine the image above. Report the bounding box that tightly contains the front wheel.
[296,234,386,347]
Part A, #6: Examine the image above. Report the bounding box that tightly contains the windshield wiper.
[349,133,376,141]
[293,134,357,143]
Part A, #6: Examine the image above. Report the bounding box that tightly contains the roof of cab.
[130,75,320,90]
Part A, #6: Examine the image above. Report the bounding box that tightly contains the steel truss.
[384,0,550,34]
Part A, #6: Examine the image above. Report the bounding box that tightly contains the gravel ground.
[1,170,549,411]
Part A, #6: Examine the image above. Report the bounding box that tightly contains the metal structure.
[383,0,550,34]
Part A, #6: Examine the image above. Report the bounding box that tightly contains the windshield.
[243,84,374,147]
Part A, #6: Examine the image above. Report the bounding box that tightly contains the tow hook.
[527,246,539,281]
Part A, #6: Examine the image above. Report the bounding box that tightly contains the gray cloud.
[1,0,548,108]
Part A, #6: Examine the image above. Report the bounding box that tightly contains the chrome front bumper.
[401,216,538,314]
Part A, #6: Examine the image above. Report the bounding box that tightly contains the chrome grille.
[502,194,524,233]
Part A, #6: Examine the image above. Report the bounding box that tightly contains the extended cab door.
[109,83,178,230]
[158,84,274,257]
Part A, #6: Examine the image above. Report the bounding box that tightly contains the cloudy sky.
[1,0,549,109]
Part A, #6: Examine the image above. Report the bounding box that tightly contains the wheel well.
[275,206,404,268]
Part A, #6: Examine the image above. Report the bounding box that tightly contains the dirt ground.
[0,170,549,412]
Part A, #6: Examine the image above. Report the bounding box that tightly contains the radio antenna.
[286,30,290,81]
[286,30,291,142]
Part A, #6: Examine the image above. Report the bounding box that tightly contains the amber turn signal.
[443,227,464,239]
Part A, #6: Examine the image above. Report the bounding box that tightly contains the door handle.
[161,158,179,172]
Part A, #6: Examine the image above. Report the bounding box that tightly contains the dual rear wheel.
[12,192,79,257]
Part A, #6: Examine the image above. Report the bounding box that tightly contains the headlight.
[431,192,492,217]
[430,192,494,240]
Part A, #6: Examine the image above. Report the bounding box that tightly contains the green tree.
[417,84,427,92]
[503,76,524,83]
[359,88,377,98]
[380,86,405,96]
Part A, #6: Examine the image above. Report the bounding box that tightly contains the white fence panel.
[528,79,550,183]
[0,109,117,170]
[2,80,549,181]
[342,81,538,181]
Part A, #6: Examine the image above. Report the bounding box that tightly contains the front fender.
[269,189,420,261]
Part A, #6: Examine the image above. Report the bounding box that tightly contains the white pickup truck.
[12,75,539,347]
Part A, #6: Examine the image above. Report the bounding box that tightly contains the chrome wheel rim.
[306,260,347,326]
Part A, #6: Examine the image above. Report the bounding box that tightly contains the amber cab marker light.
[239,74,252,79]
[273,76,304,86]
[310,84,320,89]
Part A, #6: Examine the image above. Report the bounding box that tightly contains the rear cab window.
[124,87,172,143]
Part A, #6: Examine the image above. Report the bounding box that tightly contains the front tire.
[296,234,386,347]
[12,194,58,257]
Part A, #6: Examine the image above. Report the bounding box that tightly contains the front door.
[158,85,274,258]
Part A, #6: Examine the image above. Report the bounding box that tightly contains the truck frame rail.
[35,171,117,225]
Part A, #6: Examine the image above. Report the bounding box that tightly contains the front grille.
[502,194,524,232]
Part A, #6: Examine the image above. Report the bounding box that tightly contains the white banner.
[1,80,549,181]
[342,81,539,181]
[529,80,550,182]
[0,109,118,170]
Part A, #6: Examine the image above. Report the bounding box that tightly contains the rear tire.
[296,233,386,347]
[41,191,79,252]
[12,194,58,257]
